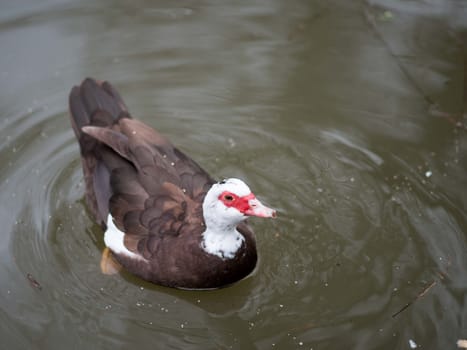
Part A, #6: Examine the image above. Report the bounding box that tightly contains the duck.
[69,78,276,289]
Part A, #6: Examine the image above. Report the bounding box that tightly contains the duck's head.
[202,178,276,229]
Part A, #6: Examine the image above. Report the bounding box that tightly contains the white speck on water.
[317,187,323,193]
[409,339,417,348]
[425,170,432,178]
[140,286,144,291]
[294,280,298,285]
[104,304,112,310]
[163,154,167,158]
[131,130,136,135]
[350,177,355,182]
[299,341,303,346]
[180,323,184,329]
[279,304,284,308]
[171,162,175,166]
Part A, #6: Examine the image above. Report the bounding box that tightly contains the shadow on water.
[0,0,467,349]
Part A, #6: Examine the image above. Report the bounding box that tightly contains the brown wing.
[83,117,215,258]
[70,78,215,258]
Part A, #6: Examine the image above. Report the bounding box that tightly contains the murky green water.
[1,0,466,349]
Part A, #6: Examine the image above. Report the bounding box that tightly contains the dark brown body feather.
[69,78,257,289]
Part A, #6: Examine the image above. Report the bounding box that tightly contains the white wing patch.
[104,214,146,261]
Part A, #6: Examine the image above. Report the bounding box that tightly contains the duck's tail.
[69,78,130,227]
[69,78,130,148]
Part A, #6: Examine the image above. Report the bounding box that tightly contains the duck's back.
[69,78,214,227]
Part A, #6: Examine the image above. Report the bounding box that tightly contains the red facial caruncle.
[219,191,276,218]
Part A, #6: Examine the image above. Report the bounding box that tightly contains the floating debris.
[409,339,417,348]
[458,340,467,349]
[425,170,432,178]
[26,273,42,290]
[392,280,437,318]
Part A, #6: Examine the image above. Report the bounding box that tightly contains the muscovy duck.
[69,78,276,289]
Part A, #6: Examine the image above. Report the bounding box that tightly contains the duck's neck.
[201,219,245,259]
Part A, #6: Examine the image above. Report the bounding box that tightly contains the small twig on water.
[429,106,467,132]
[391,280,437,318]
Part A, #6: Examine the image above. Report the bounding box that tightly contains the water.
[1,0,466,349]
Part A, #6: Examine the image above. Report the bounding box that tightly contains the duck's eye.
[224,194,234,201]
